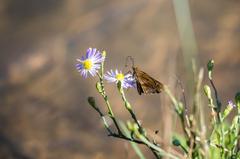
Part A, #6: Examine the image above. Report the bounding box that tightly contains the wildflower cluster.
[75,48,240,159]
[76,48,135,88]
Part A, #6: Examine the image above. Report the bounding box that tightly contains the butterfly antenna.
[125,56,135,68]
[172,75,188,113]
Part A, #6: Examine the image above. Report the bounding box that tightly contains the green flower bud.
[172,138,181,146]
[204,85,211,99]
[207,59,214,79]
[96,81,103,93]
[235,92,240,109]
[177,102,184,115]
[88,96,96,108]
[126,121,133,131]
[207,59,214,71]
[133,123,139,132]
[132,123,141,138]
[102,50,106,57]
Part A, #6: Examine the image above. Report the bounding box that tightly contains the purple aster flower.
[228,100,236,108]
[76,48,105,78]
[104,69,136,89]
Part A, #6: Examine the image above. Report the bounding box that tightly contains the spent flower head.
[76,48,105,78]
[104,69,136,89]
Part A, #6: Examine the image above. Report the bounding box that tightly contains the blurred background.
[0,0,239,158]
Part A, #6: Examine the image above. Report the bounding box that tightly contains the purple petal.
[76,64,83,70]
[86,48,92,58]
[92,48,97,56]
[81,56,86,61]
[82,70,88,78]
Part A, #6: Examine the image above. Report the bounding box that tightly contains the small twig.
[108,133,144,144]
[139,135,179,159]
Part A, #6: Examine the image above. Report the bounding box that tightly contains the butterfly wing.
[133,67,163,95]
[136,80,144,95]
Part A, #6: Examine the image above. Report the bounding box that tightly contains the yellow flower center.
[116,73,124,81]
[83,59,93,70]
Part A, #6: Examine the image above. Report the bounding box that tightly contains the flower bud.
[207,59,214,71]
[88,96,96,108]
[172,138,181,146]
[207,59,214,79]
[177,102,184,115]
[126,121,133,131]
[132,123,141,138]
[133,123,139,131]
[96,81,103,93]
[204,85,211,99]
[102,50,106,57]
[235,92,240,109]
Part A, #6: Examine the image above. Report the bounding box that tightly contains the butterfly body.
[132,67,163,95]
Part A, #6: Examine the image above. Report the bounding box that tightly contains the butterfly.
[126,56,164,95]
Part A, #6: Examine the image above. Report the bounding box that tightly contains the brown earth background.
[0,0,239,159]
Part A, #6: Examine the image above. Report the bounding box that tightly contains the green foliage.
[204,60,239,159]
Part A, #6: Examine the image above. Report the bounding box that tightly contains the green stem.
[119,87,144,134]
[97,69,122,135]
[139,135,179,159]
